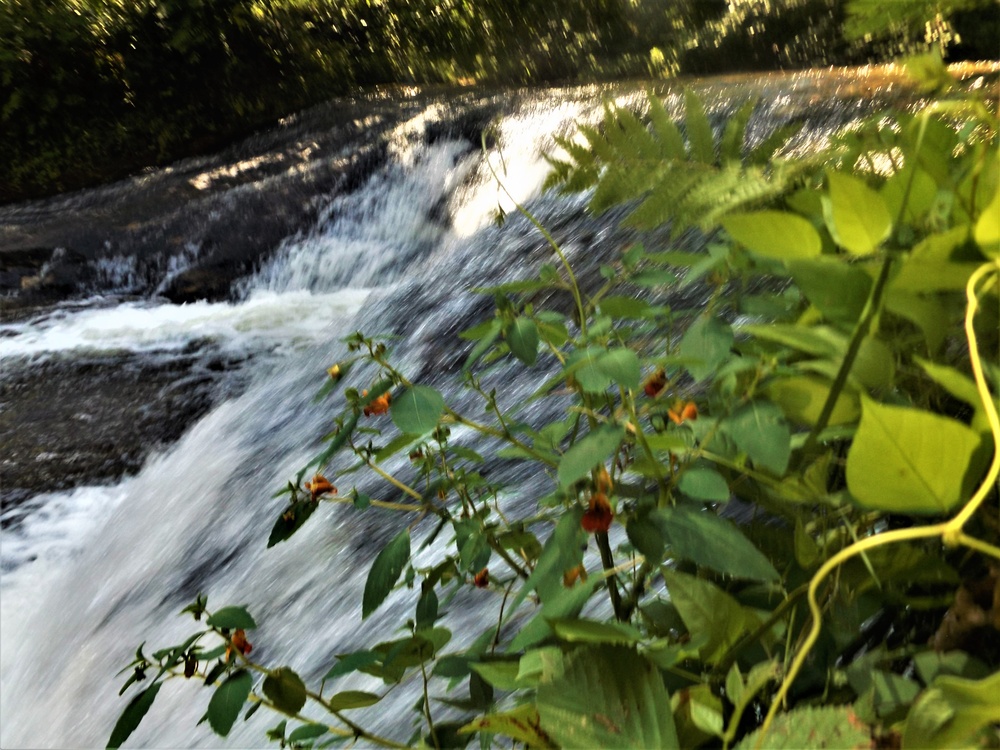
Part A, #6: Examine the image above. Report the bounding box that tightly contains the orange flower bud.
[184,653,197,678]
[643,369,668,398]
[473,568,489,588]
[581,492,614,533]
[304,474,336,501]
[327,364,342,381]
[563,564,588,587]
[226,629,252,661]
[363,392,392,417]
[595,466,613,494]
[668,400,698,425]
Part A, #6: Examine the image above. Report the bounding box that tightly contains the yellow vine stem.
[756,260,1000,746]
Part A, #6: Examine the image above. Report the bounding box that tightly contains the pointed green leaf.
[974,184,999,258]
[677,467,731,502]
[846,397,982,514]
[323,650,380,681]
[326,691,381,710]
[107,682,162,748]
[723,400,791,476]
[469,661,521,690]
[208,670,252,737]
[505,317,539,366]
[903,671,1000,749]
[765,375,860,426]
[658,507,779,582]
[595,347,641,390]
[459,704,554,747]
[263,667,307,716]
[734,705,871,750]
[550,618,644,646]
[661,569,747,663]
[287,724,328,743]
[390,386,444,435]
[824,171,891,256]
[788,258,872,325]
[558,423,625,489]
[206,606,257,631]
[363,529,411,618]
[537,646,679,749]
[722,210,821,260]
[679,316,733,383]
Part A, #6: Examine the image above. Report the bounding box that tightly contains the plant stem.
[595,531,624,620]
[801,251,895,454]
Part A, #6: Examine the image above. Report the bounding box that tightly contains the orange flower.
[473,568,489,588]
[362,389,392,417]
[226,629,252,661]
[304,474,336,501]
[563,564,588,587]
[581,492,614,533]
[595,466,613,494]
[643,369,668,398]
[668,400,698,424]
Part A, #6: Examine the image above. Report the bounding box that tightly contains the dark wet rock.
[0,352,250,523]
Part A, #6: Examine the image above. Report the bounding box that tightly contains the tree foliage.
[2,0,997,201]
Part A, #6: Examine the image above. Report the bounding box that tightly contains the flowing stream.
[0,69,952,747]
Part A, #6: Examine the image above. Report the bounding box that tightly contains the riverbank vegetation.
[111,53,999,749]
[2,0,998,202]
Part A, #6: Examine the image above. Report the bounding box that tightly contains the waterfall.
[0,73,911,748]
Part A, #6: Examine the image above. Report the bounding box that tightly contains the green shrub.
[110,54,999,749]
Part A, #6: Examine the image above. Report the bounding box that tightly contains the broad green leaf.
[469,661,521,690]
[850,336,895,390]
[550,618,644,645]
[326,691,381,710]
[846,397,981,514]
[107,682,162,748]
[267,500,317,548]
[734,705,870,750]
[287,724,328,743]
[882,165,938,224]
[891,227,979,292]
[462,319,501,371]
[766,375,860,426]
[557,423,625,489]
[974,184,999,258]
[374,432,421,463]
[596,347,642,390]
[902,671,1000,749]
[599,295,655,319]
[658,507,780,582]
[678,467,730,502]
[323,651,380,681]
[517,647,566,687]
[743,323,845,358]
[537,645,679,749]
[661,569,747,663]
[390,386,444,435]
[459,704,555,748]
[915,356,993,432]
[723,400,791,476]
[824,171,891,256]
[679,315,733,383]
[362,529,410,618]
[507,509,585,616]
[627,511,667,563]
[788,258,872,326]
[509,576,601,652]
[722,210,821,260]
[206,606,257,631]
[263,667,307,716]
[208,670,252,737]
[887,290,947,353]
[505,317,539,366]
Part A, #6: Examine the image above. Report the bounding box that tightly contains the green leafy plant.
[110,55,999,749]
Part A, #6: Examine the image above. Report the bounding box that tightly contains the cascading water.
[0,72,932,748]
